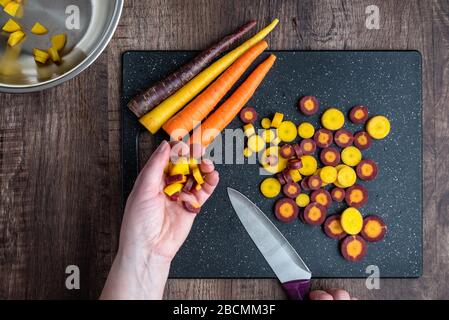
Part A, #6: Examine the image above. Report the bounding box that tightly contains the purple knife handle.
[281,279,311,300]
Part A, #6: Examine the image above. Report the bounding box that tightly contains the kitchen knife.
[227,187,312,300]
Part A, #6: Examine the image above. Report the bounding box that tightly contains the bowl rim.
[0,0,124,93]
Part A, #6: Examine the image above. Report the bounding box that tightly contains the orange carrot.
[189,54,276,148]
[162,40,269,140]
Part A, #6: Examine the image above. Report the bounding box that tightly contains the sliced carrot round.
[271,112,284,128]
[361,215,387,242]
[261,117,271,129]
[283,181,301,198]
[299,155,318,176]
[299,96,319,115]
[324,215,347,240]
[349,105,369,124]
[274,198,298,222]
[341,235,367,262]
[320,147,340,166]
[356,159,378,181]
[298,122,315,139]
[334,129,354,148]
[321,108,345,131]
[337,166,357,187]
[314,129,333,148]
[353,131,372,150]
[307,175,322,190]
[248,135,265,152]
[319,166,337,184]
[260,177,281,198]
[280,144,295,159]
[261,146,288,174]
[366,115,391,139]
[300,138,316,155]
[341,146,362,167]
[262,129,276,143]
[331,187,345,202]
[239,107,257,124]
[303,202,327,226]
[340,207,364,235]
[278,121,297,142]
[345,184,369,208]
[295,193,310,207]
[311,189,332,208]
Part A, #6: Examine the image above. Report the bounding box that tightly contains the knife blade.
[227,187,311,283]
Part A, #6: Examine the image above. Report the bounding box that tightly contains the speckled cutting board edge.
[122,50,423,278]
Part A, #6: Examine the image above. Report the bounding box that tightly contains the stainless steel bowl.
[0,0,123,93]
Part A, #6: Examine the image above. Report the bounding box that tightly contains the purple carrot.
[127,20,257,118]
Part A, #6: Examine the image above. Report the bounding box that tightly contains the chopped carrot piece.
[271,112,284,128]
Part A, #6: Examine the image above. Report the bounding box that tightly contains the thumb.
[135,140,170,193]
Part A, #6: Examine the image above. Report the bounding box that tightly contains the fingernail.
[156,140,169,153]
[203,158,213,165]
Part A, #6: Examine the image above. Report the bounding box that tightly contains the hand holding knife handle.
[281,279,311,300]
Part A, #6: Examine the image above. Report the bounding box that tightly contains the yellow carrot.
[139,19,279,134]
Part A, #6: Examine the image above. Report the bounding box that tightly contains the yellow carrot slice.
[139,19,279,134]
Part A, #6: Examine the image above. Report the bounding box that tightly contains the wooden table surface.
[0,0,448,300]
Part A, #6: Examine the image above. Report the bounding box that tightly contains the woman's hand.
[101,141,219,300]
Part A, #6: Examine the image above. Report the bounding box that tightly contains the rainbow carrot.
[127,20,257,117]
[139,19,279,134]
[190,54,276,148]
[162,40,269,140]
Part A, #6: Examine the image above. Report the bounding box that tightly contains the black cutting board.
[122,51,422,278]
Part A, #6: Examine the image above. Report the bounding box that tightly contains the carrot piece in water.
[163,41,268,139]
[190,54,276,148]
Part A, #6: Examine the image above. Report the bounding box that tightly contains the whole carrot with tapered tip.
[189,54,277,148]
[139,19,279,134]
[127,20,257,118]
[162,40,269,140]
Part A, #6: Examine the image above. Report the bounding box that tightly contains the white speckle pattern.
[122,51,422,278]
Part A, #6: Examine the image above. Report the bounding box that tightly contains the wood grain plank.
[0,0,446,300]
[0,54,110,299]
